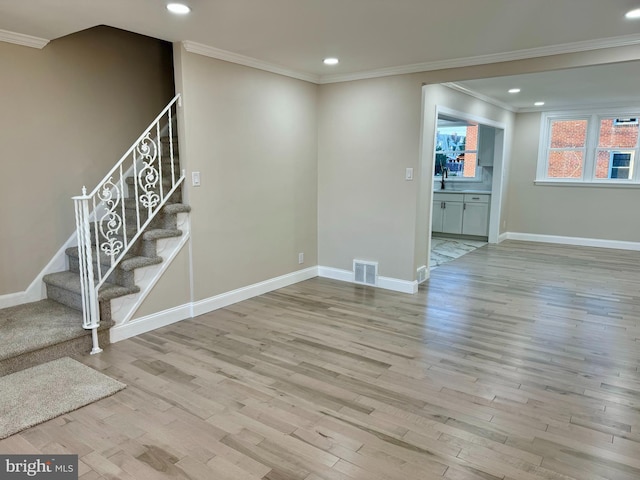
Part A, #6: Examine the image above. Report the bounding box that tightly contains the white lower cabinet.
[432,193,490,236]
[432,193,463,234]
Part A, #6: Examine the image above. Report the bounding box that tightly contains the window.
[434,123,480,180]
[538,110,640,184]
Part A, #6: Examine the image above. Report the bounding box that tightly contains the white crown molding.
[519,100,640,114]
[444,86,640,115]
[182,41,320,84]
[0,29,49,49]
[185,32,640,85]
[442,83,517,113]
[318,33,640,84]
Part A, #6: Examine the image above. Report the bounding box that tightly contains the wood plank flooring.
[2,240,640,479]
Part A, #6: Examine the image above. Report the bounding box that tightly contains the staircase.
[0,95,189,376]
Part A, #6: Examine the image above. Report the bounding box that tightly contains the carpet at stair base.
[0,357,125,439]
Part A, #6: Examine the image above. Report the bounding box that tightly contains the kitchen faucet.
[440,167,448,190]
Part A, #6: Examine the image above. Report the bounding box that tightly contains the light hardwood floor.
[2,240,640,480]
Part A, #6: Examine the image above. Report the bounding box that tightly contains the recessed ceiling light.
[167,3,191,14]
[625,8,640,19]
[323,58,339,66]
[534,101,545,106]
[508,88,521,94]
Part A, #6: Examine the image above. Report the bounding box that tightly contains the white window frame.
[434,123,482,182]
[607,151,635,179]
[536,108,640,186]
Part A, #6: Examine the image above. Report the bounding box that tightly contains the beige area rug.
[0,357,125,439]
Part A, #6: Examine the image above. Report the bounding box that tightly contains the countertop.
[434,189,491,194]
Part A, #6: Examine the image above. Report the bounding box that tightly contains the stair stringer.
[108,211,190,336]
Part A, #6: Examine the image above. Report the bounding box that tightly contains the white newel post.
[73,187,102,354]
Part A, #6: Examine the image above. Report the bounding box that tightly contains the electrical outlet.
[298,252,304,264]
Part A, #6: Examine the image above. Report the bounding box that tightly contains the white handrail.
[72,94,184,354]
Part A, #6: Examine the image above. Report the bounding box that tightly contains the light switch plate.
[192,171,201,187]
[405,167,414,181]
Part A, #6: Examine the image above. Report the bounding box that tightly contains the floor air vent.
[353,260,378,286]
[417,266,427,284]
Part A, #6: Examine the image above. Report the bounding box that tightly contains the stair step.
[161,203,191,215]
[90,222,140,243]
[125,172,180,187]
[65,247,162,272]
[143,229,183,241]
[43,271,140,302]
[123,198,183,211]
[119,255,164,272]
[0,299,112,376]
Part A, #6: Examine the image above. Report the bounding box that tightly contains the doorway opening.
[427,105,507,271]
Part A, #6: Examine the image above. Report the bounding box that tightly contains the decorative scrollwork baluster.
[137,133,160,210]
[98,178,123,259]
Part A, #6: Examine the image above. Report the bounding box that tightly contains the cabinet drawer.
[463,194,489,203]
[434,193,463,202]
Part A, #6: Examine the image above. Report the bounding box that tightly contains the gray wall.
[0,26,174,295]
[317,45,640,284]
[507,112,640,241]
[318,75,421,281]
[6,29,640,310]
[165,44,318,307]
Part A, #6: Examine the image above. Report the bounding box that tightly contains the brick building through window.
[541,113,639,182]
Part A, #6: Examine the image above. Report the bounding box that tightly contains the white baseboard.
[111,266,319,342]
[317,266,352,283]
[498,232,509,243]
[505,232,640,251]
[0,233,75,309]
[0,292,27,310]
[192,266,318,317]
[109,303,192,343]
[318,266,418,294]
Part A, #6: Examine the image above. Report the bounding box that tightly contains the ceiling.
[2,0,640,84]
[454,60,640,112]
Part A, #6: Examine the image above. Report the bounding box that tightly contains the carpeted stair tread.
[161,203,191,215]
[89,221,140,240]
[119,255,163,272]
[123,197,185,211]
[43,271,140,300]
[0,300,113,364]
[65,246,136,263]
[64,247,161,272]
[125,175,180,188]
[143,228,183,241]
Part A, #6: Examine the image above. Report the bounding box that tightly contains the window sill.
[534,180,640,188]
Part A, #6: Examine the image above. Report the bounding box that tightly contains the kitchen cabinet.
[432,192,490,237]
[432,193,463,234]
[478,125,495,167]
[462,194,490,236]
